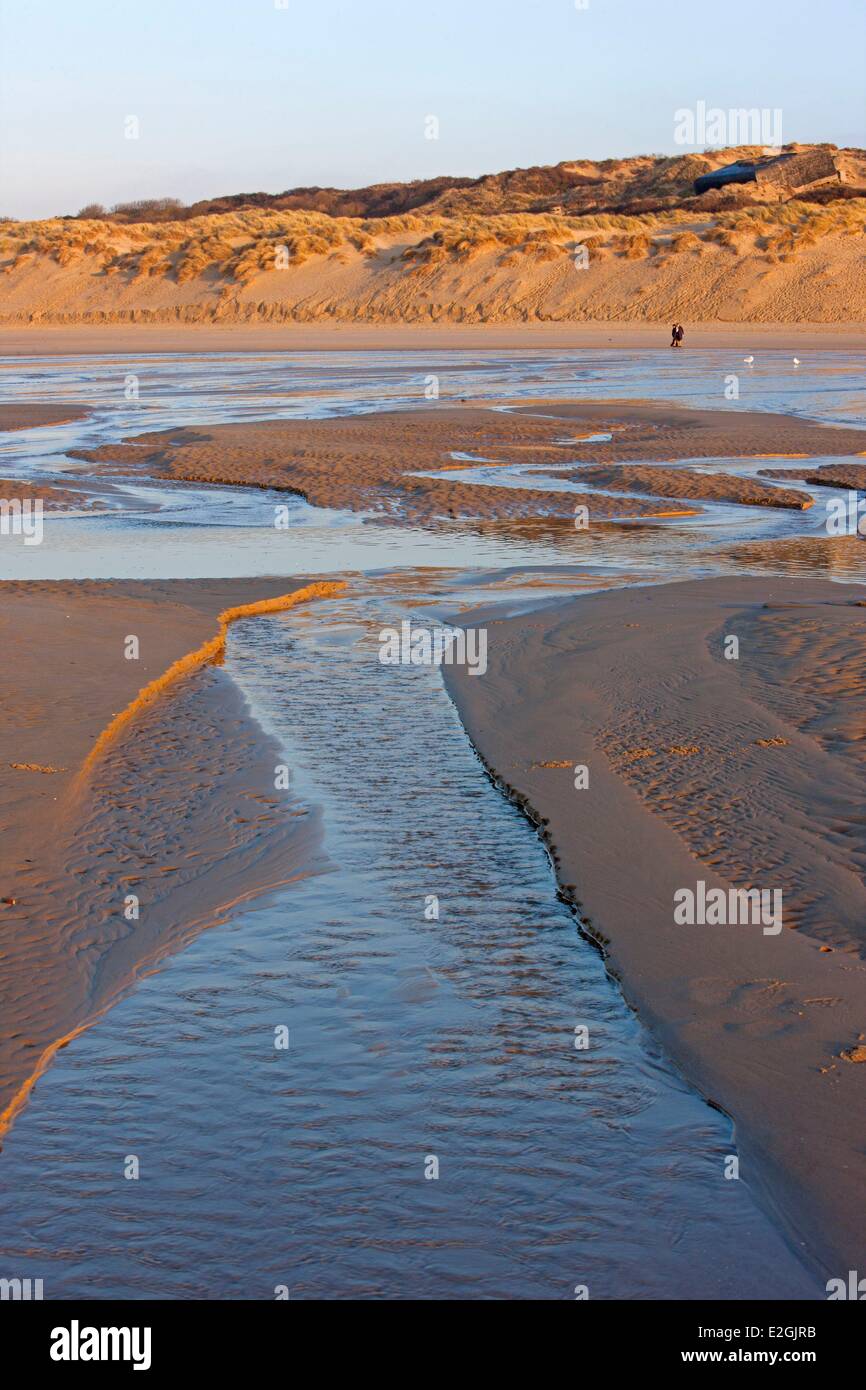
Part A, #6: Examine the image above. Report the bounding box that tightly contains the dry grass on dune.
[1,196,864,324]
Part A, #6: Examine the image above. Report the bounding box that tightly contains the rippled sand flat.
[1,350,865,1298]
[445,575,866,1279]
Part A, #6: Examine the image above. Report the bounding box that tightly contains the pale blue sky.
[1,0,863,218]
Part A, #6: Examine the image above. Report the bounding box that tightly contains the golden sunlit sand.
[2,171,865,329]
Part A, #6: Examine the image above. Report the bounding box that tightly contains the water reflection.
[0,589,820,1299]
[0,351,862,1298]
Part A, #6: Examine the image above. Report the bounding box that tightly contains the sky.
[1,0,864,219]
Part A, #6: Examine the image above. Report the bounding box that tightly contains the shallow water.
[0,587,819,1298]
[0,350,864,1298]
[1,349,864,584]
[2,346,864,432]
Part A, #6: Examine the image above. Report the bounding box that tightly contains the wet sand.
[0,576,342,1140]
[0,477,98,510]
[539,463,811,509]
[0,403,90,430]
[509,398,866,460]
[761,462,866,489]
[444,575,866,1281]
[0,574,825,1302]
[1,323,866,356]
[5,373,866,1291]
[72,399,865,526]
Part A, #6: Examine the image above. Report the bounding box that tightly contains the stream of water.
[0,349,864,1297]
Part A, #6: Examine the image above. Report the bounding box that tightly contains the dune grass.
[1,195,863,290]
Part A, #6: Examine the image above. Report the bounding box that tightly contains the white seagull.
[743,355,754,364]
[793,357,800,366]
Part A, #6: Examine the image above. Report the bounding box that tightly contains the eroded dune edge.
[2,175,865,327]
[0,577,344,1143]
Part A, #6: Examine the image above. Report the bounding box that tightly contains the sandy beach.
[444,576,866,1280]
[0,576,342,1138]
[8,0,866,1331]
[1,322,864,357]
[2,356,865,1300]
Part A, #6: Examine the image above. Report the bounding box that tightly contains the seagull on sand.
[743,356,755,364]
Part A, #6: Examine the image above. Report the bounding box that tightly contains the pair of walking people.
[670,323,685,348]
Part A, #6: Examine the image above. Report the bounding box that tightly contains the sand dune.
[90,145,866,223]
[2,194,865,327]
